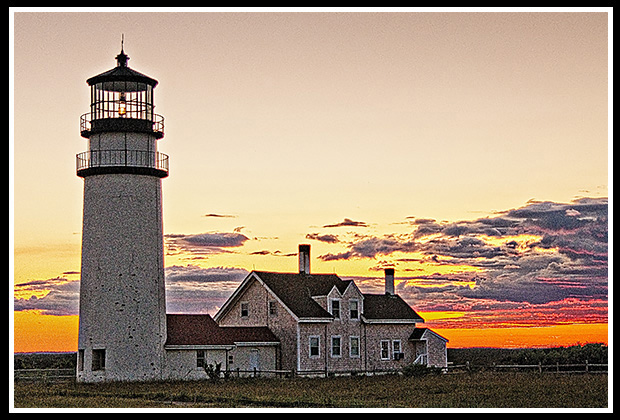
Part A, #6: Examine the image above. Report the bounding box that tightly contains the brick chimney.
[299,244,311,274]
[384,268,395,295]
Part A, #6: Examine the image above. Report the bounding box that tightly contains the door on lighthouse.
[249,349,259,372]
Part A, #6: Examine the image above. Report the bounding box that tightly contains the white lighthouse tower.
[76,46,168,382]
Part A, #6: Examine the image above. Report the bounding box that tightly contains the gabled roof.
[216,271,424,324]
[165,314,278,347]
[409,327,449,342]
[254,271,353,319]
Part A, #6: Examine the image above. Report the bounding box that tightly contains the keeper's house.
[166,245,447,377]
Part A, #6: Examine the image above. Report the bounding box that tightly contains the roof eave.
[86,66,158,87]
[233,341,280,347]
[361,317,423,324]
[164,344,235,351]
[298,317,333,323]
[213,272,258,323]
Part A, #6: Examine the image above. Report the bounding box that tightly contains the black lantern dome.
[86,48,158,87]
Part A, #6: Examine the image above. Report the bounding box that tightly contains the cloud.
[320,197,608,323]
[203,213,236,218]
[165,232,250,255]
[319,235,418,261]
[420,236,509,260]
[13,197,607,329]
[323,218,368,228]
[14,277,80,316]
[165,265,248,284]
[418,198,607,320]
[13,266,250,317]
[165,265,249,314]
[249,250,297,257]
[305,233,340,243]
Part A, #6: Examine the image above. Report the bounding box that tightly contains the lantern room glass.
[90,81,154,121]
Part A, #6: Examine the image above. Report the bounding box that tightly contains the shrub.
[203,362,222,383]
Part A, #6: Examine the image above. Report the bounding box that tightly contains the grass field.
[13,372,608,409]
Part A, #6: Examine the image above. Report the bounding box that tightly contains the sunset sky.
[11,9,610,352]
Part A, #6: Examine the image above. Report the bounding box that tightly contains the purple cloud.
[323,218,368,228]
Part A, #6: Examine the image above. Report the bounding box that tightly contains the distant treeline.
[448,343,608,366]
[14,352,76,370]
[14,343,608,370]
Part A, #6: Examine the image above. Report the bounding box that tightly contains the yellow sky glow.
[11,11,609,352]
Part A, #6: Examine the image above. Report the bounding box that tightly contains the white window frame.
[331,335,342,358]
[349,336,360,358]
[240,301,249,317]
[78,349,84,371]
[380,340,390,360]
[392,340,402,360]
[196,349,206,368]
[349,299,359,320]
[309,336,320,358]
[329,298,341,319]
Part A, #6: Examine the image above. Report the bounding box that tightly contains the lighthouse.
[76,46,168,382]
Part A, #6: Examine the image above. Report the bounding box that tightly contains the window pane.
[350,337,360,357]
[350,300,359,319]
[331,336,341,357]
[197,350,205,368]
[309,337,319,356]
[92,349,106,371]
[381,341,390,359]
[331,300,340,319]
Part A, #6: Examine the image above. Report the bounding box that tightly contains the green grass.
[13,372,608,409]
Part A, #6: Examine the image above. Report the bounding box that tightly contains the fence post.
[585,360,589,373]
[538,362,542,374]
[556,362,559,373]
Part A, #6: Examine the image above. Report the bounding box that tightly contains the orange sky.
[432,324,608,349]
[11,10,610,353]
[13,310,607,353]
[13,311,79,353]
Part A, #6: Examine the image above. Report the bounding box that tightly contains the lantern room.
[77,46,168,178]
[80,48,164,139]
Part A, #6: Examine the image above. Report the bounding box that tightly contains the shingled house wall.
[363,323,416,372]
[215,270,448,374]
[216,276,298,371]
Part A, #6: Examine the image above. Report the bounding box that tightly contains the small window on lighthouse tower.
[92,349,106,371]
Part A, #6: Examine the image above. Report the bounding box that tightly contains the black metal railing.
[76,150,169,177]
[80,112,164,138]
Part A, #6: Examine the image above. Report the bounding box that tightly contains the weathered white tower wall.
[78,172,166,382]
[76,48,168,382]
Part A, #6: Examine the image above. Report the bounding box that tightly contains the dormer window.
[350,300,359,320]
[329,299,340,319]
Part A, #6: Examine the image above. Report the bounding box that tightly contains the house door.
[249,349,259,372]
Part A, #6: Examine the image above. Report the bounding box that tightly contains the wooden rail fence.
[14,361,607,382]
[447,360,607,374]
